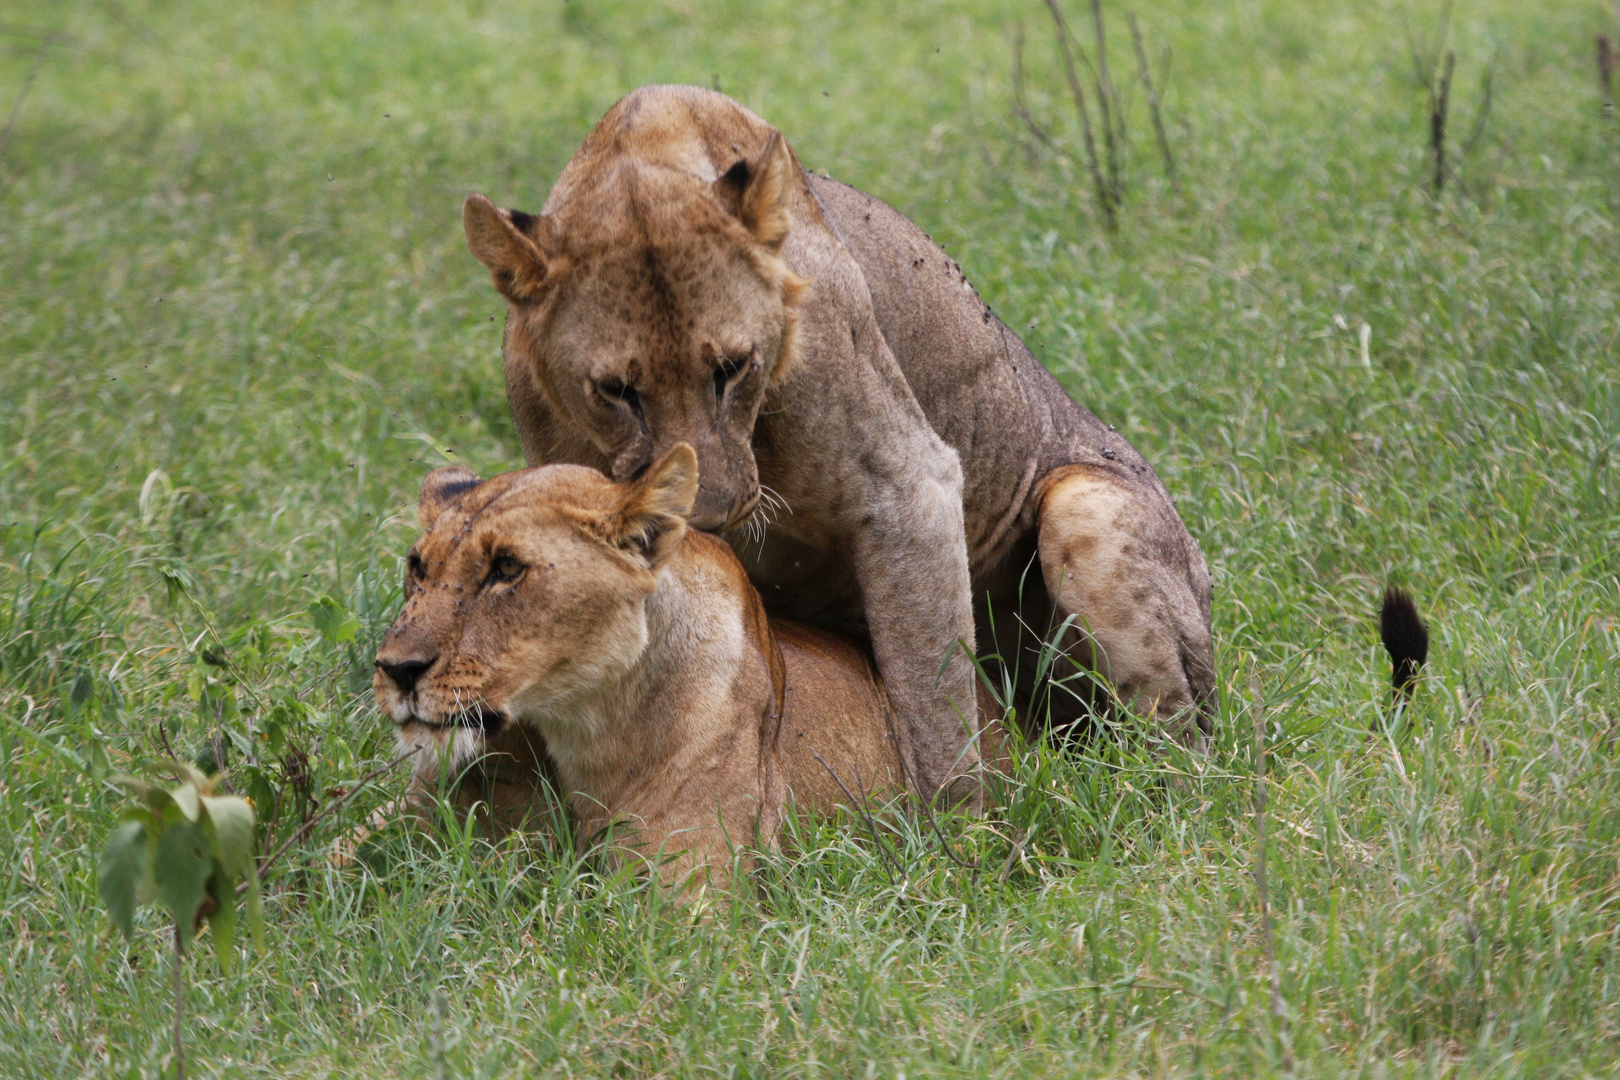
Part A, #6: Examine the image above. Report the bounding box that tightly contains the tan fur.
[463,86,1215,800]
[375,449,999,886]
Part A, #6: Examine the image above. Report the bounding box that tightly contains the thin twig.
[1251,676,1290,1069]
[173,590,269,713]
[998,824,1035,885]
[156,719,180,766]
[851,761,909,882]
[240,747,419,894]
[1089,0,1123,204]
[917,780,982,873]
[1128,11,1178,193]
[1011,24,1069,161]
[1597,35,1616,119]
[172,926,187,1080]
[811,748,903,884]
[1459,53,1497,160]
[102,0,165,47]
[1043,0,1115,229]
[1431,50,1455,197]
[0,23,90,50]
[0,32,50,167]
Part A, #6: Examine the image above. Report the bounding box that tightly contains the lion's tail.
[1379,586,1428,702]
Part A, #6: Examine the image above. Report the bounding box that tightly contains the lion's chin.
[393,705,509,786]
[713,489,762,534]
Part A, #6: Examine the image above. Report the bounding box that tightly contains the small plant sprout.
[97,764,264,1079]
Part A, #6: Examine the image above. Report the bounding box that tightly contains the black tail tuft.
[1379,586,1428,701]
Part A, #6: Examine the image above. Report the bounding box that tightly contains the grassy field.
[4,0,1620,1075]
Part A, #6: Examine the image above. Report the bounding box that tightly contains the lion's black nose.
[377,655,436,694]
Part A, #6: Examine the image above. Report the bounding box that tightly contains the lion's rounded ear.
[712,131,794,250]
[418,466,481,529]
[609,444,698,569]
[463,194,553,303]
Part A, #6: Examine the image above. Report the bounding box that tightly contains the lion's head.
[374,446,699,784]
[462,86,806,531]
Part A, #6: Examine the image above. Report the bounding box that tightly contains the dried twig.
[240,747,420,894]
[1431,50,1455,197]
[0,23,84,48]
[811,749,904,884]
[172,927,187,1080]
[1011,24,1069,161]
[1599,35,1617,119]
[1089,0,1124,204]
[0,32,50,167]
[1458,54,1497,161]
[916,775,983,874]
[156,719,179,765]
[1411,0,1454,90]
[998,825,1035,885]
[1251,677,1291,1069]
[1127,11,1177,193]
[1043,0,1116,229]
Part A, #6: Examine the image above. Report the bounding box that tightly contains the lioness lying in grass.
[374,445,1004,885]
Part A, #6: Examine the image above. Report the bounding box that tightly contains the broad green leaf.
[86,730,110,781]
[186,662,207,703]
[309,596,360,645]
[153,819,212,949]
[98,822,148,941]
[200,794,256,877]
[113,775,152,800]
[173,762,213,791]
[247,771,279,826]
[155,558,195,604]
[143,785,176,821]
[204,870,238,976]
[70,670,94,708]
[167,782,201,823]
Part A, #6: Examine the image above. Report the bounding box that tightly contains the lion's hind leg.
[1034,465,1215,750]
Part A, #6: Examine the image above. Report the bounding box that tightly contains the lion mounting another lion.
[458,85,1216,808]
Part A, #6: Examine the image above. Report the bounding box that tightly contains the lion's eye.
[712,353,751,401]
[406,552,425,585]
[596,378,642,416]
[485,554,526,586]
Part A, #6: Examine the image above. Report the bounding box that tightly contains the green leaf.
[173,761,214,791]
[200,794,256,877]
[154,557,195,604]
[112,775,152,800]
[153,818,212,949]
[186,662,207,703]
[247,770,280,826]
[167,782,201,823]
[70,670,94,708]
[85,729,110,781]
[141,783,174,815]
[309,596,360,645]
[204,869,238,975]
[98,821,148,941]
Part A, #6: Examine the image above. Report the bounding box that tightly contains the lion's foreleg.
[849,450,983,809]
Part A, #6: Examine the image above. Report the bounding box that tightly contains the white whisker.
[758,484,791,519]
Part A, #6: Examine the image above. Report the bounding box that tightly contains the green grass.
[4,0,1619,1075]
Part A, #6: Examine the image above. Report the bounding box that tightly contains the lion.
[461,85,1214,804]
[374,446,1003,884]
